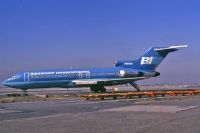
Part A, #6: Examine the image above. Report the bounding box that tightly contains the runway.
[1,95,200,133]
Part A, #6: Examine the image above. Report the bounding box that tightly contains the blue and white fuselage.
[2,67,153,91]
[2,45,187,92]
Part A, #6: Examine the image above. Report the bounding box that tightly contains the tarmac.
[1,94,200,133]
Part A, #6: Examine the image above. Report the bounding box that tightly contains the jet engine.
[118,70,142,77]
[142,71,160,77]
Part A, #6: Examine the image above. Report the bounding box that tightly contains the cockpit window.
[8,75,19,81]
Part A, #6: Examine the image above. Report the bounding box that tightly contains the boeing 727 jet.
[2,45,187,95]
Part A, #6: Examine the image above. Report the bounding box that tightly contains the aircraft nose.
[2,80,8,86]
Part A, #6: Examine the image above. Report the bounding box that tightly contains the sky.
[0,0,200,85]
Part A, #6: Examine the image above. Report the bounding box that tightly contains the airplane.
[2,45,187,95]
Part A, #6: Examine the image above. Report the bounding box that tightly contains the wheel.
[22,89,28,96]
[99,87,106,92]
[90,87,99,93]
[90,86,106,93]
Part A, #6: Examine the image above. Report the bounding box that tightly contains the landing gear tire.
[90,87,99,93]
[99,87,106,92]
[22,89,28,96]
[90,86,106,93]
[94,88,99,93]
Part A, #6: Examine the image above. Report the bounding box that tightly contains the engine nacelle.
[118,70,140,77]
[118,70,160,78]
[143,71,160,77]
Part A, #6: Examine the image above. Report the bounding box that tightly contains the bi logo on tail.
[140,57,153,65]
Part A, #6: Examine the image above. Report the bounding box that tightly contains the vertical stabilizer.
[115,45,188,71]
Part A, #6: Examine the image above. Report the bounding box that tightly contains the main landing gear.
[90,86,106,93]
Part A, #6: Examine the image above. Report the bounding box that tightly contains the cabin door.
[24,72,29,82]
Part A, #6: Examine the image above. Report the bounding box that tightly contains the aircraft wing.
[72,77,147,85]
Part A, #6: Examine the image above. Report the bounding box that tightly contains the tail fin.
[115,45,188,71]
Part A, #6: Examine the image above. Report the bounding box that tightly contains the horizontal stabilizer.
[154,45,188,51]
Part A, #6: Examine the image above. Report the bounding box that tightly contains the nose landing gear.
[22,89,29,96]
